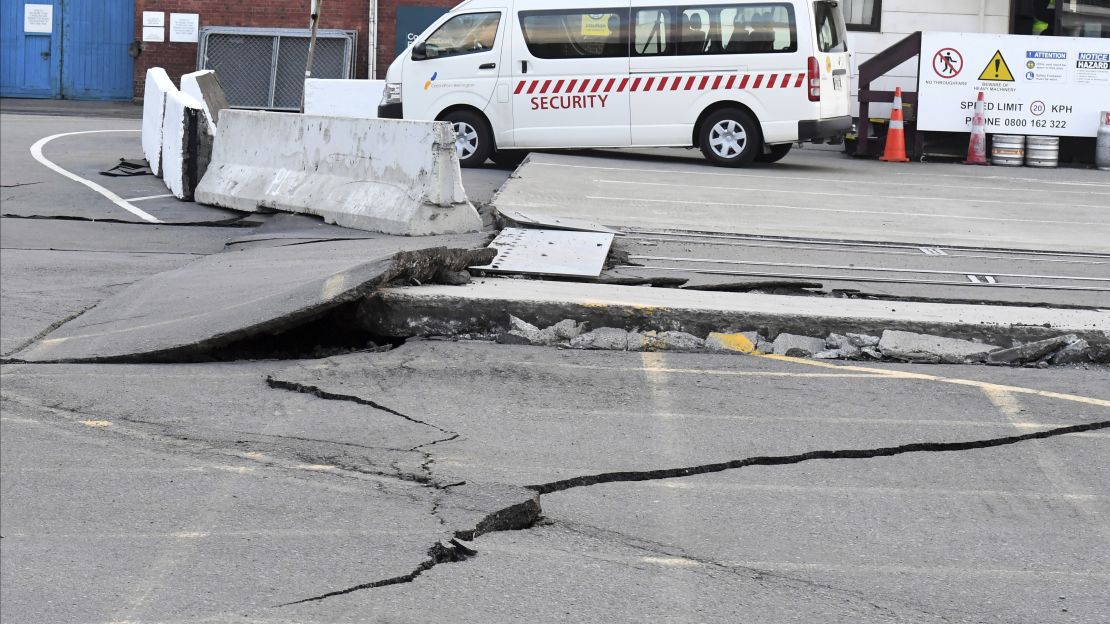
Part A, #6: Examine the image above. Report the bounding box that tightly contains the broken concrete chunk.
[987,334,1079,366]
[706,331,763,354]
[878,330,999,364]
[648,331,705,352]
[813,350,842,360]
[847,333,881,348]
[826,333,851,350]
[508,315,540,333]
[549,319,586,341]
[435,269,472,285]
[626,331,648,352]
[1087,343,1110,364]
[861,346,883,360]
[772,333,827,358]
[569,328,631,351]
[1049,339,1090,365]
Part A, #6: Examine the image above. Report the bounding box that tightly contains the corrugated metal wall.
[0,0,134,100]
[61,0,134,99]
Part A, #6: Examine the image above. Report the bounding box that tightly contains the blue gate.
[0,0,134,100]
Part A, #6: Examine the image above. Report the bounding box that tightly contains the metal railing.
[197,26,356,110]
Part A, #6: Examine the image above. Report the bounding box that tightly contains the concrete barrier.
[180,69,229,130]
[161,90,213,201]
[141,67,177,177]
[303,79,384,118]
[194,111,481,235]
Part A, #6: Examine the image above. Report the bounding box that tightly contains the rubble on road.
[489,316,1107,367]
[878,330,999,365]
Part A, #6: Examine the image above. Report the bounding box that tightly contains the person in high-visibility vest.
[1033,0,1055,35]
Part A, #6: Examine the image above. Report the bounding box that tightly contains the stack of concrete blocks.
[140,67,230,201]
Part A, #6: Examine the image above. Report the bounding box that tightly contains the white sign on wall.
[169,13,200,43]
[918,32,1110,138]
[143,11,165,27]
[143,27,165,42]
[24,4,53,34]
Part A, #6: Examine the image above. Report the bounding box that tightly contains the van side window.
[423,12,501,59]
[679,9,711,55]
[520,9,629,59]
[635,3,796,56]
[813,1,847,53]
[634,8,673,56]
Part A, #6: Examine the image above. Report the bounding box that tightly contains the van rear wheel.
[755,144,793,164]
[699,108,762,167]
[443,110,493,168]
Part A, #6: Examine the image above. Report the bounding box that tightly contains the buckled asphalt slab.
[493,151,1110,254]
[363,277,1110,348]
[9,234,492,363]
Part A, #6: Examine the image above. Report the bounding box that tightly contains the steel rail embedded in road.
[628,256,1110,283]
[626,265,1110,292]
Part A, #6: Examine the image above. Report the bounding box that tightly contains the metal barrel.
[990,134,1025,167]
[1097,111,1110,171]
[1025,136,1059,168]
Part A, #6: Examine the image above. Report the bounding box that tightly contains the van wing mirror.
[412,42,428,61]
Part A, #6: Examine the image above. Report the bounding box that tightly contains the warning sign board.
[978,50,1015,81]
[918,32,1110,138]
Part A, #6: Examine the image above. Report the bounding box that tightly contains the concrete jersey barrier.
[180,69,229,130]
[194,111,481,236]
[161,90,212,201]
[141,67,177,177]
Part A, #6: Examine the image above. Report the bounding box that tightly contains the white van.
[379,0,851,168]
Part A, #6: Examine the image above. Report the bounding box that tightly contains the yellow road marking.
[982,387,1023,417]
[760,354,1110,408]
[79,419,112,427]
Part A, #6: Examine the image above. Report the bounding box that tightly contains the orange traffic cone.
[880,87,910,163]
[964,91,989,165]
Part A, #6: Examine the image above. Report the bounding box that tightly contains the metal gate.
[197,27,356,110]
[0,0,134,100]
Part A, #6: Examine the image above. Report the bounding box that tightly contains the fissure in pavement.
[272,378,1110,605]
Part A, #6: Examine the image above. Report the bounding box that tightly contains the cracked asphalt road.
[2,109,1109,624]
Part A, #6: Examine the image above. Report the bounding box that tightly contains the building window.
[841,0,881,32]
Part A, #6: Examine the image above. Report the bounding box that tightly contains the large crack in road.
[268,374,1110,606]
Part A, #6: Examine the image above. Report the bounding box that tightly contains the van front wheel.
[443,110,493,167]
[699,108,762,167]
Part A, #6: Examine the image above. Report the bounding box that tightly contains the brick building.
[133,0,457,100]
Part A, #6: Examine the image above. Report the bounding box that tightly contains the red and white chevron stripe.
[513,73,805,95]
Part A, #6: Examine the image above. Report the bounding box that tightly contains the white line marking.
[529,160,1110,193]
[585,195,1106,227]
[30,130,161,224]
[124,193,173,202]
[967,275,982,283]
[598,179,1109,209]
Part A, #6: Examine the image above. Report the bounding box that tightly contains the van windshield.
[813,1,848,53]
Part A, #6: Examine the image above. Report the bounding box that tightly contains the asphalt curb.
[361,278,1110,349]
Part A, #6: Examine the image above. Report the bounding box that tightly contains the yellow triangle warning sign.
[978,50,1015,81]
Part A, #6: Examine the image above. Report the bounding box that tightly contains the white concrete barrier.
[180,69,229,131]
[142,67,177,177]
[161,90,211,201]
[194,111,481,236]
[303,79,384,118]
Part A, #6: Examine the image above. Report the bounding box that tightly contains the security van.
[379,0,852,167]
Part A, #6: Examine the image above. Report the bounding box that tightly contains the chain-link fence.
[198,27,356,110]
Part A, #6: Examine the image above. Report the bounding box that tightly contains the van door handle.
[479,63,496,70]
[521,60,529,74]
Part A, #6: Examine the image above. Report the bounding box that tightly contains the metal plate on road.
[473,228,614,277]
